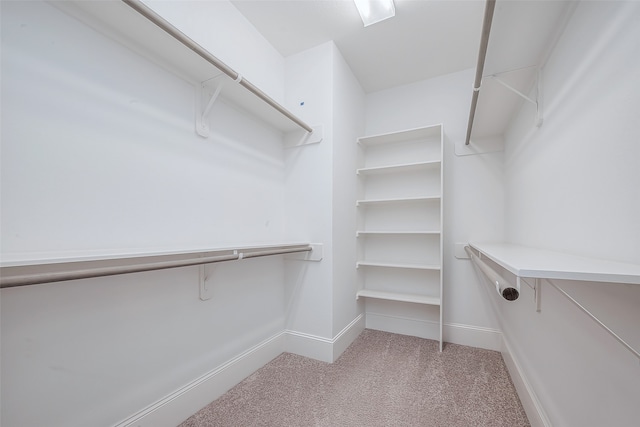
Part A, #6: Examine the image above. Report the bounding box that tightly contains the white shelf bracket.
[199,264,213,301]
[196,80,225,138]
[535,278,542,312]
[488,69,544,128]
[284,243,323,261]
[284,125,324,148]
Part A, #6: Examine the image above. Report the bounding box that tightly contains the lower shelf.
[356,289,441,306]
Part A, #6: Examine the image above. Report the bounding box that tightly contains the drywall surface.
[364,69,504,347]
[282,42,366,360]
[330,44,366,339]
[1,2,289,426]
[282,43,335,343]
[502,1,640,425]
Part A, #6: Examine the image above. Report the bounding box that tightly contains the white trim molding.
[285,314,366,363]
[113,315,366,426]
[113,332,285,427]
[365,312,503,351]
[501,336,552,427]
[444,322,503,351]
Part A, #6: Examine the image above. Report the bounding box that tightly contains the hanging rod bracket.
[284,125,324,148]
[196,80,225,138]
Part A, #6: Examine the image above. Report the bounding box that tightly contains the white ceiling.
[230,0,486,93]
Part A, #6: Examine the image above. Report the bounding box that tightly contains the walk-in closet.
[1,1,639,426]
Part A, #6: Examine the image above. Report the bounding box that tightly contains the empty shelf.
[356,230,441,237]
[357,124,443,146]
[356,289,441,306]
[1,243,315,288]
[356,196,440,206]
[51,0,312,133]
[357,261,441,271]
[357,160,441,176]
[470,242,640,285]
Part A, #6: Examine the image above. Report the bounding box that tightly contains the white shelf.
[1,242,320,288]
[0,242,311,268]
[51,0,311,134]
[357,161,440,176]
[357,124,442,146]
[356,231,440,237]
[469,242,640,285]
[357,261,441,271]
[467,2,575,143]
[356,196,440,207]
[356,289,441,306]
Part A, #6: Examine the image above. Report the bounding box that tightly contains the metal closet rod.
[465,246,520,301]
[465,0,496,146]
[121,0,313,134]
[0,245,313,288]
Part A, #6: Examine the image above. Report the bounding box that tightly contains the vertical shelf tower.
[356,124,444,351]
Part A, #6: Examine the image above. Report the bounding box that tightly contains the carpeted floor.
[179,329,530,426]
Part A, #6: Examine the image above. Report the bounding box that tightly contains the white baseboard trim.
[501,336,551,427]
[111,318,544,427]
[366,312,440,340]
[444,322,502,351]
[365,313,502,351]
[285,314,365,363]
[332,314,366,361]
[114,332,285,427]
[285,329,334,362]
[115,315,366,427]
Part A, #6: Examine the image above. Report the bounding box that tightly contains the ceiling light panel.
[354,0,395,27]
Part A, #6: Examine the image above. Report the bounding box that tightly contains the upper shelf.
[0,242,314,268]
[0,242,322,288]
[466,1,576,145]
[50,0,312,134]
[469,242,640,285]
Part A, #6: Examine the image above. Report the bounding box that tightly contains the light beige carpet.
[180,329,530,426]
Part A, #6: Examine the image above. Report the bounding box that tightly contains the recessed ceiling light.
[354,0,396,27]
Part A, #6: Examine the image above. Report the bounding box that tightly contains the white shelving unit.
[356,124,444,350]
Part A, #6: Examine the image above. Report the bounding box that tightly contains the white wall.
[1,3,368,425]
[364,70,504,348]
[0,1,292,426]
[499,1,640,426]
[282,42,366,361]
[330,45,366,344]
[282,42,335,351]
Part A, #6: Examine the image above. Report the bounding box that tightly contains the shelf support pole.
[544,279,640,360]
